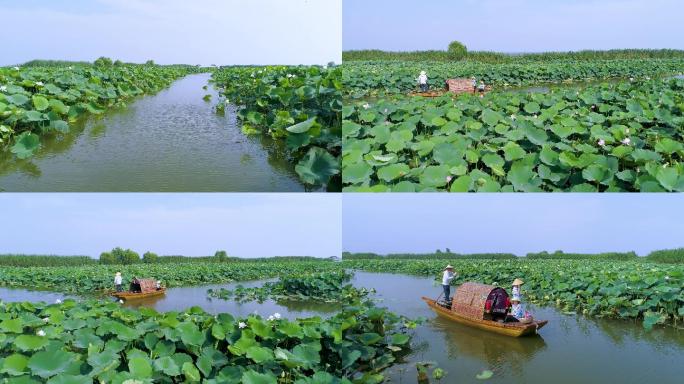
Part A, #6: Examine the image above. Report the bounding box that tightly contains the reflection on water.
[350,272,684,384]
[1,272,682,383]
[0,73,305,191]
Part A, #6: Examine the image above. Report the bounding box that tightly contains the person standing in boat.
[441,265,457,302]
[512,278,524,297]
[417,71,428,92]
[114,272,123,292]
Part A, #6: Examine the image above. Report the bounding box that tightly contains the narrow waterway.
[0,73,305,191]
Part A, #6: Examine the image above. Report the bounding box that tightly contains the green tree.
[214,250,228,262]
[447,41,468,60]
[145,60,155,66]
[113,59,123,66]
[109,247,140,265]
[99,251,116,264]
[142,251,158,264]
[94,57,113,67]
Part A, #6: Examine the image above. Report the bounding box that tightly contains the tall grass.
[0,254,96,267]
[343,49,684,64]
[525,251,638,261]
[646,248,684,263]
[342,252,516,260]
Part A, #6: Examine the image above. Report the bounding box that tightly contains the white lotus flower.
[383,108,388,114]
[37,330,46,337]
[665,276,670,280]
[510,114,516,120]
[238,322,247,329]
[42,317,50,323]
[55,299,62,304]
[273,312,281,320]
[533,114,538,119]
[35,81,44,86]
[446,176,453,183]
[323,65,328,69]
[13,66,20,70]
[629,77,634,82]
[68,66,73,70]
[663,163,669,168]
[267,315,275,321]
[598,139,606,147]
[625,128,630,134]
[0,86,6,92]
[621,137,631,145]
[362,103,370,110]
[119,300,124,304]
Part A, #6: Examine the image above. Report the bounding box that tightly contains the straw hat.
[444,264,454,270]
[512,278,524,286]
[420,71,426,75]
[511,295,521,302]
[115,272,121,276]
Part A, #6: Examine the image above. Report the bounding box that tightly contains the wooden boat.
[112,278,166,301]
[408,90,448,98]
[422,282,548,337]
[113,288,166,301]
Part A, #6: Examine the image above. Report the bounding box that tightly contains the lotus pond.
[1,270,682,383]
[343,78,684,192]
[0,70,310,191]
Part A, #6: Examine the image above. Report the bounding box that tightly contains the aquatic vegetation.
[343,79,684,192]
[343,59,684,97]
[0,299,418,382]
[0,261,342,293]
[0,64,198,158]
[211,65,342,190]
[342,259,684,329]
[207,271,372,303]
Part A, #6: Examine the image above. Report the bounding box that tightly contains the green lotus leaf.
[342,162,373,185]
[128,357,152,378]
[0,318,24,333]
[182,362,201,382]
[377,163,410,182]
[476,369,494,380]
[1,354,29,376]
[242,370,277,384]
[286,117,317,133]
[419,165,450,187]
[295,147,339,186]
[245,346,275,363]
[14,335,49,351]
[32,96,49,111]
[27,349,77,379]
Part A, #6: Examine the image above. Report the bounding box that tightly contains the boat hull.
[422,297,547,337]
[113,288,166,301]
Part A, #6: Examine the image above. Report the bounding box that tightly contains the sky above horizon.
[343,194,684,256]
[0,194,341,258]
[343,0,684,52]
[1,0,342,66]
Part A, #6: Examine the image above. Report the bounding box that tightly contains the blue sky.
[343,0,684,52]
[1,0,342,66]
[0,194,341,258]
[343,194,684,256]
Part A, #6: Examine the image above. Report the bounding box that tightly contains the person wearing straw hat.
[508,294,533,324]
[417,71,428,92]
[114,272,123,292]
[512,278,524,298]
[441,265,457,302]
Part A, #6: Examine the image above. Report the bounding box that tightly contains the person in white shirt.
[417,71,428,92]
[114,272,123,292]
[441,265,457,302]
[511,278,523,298]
